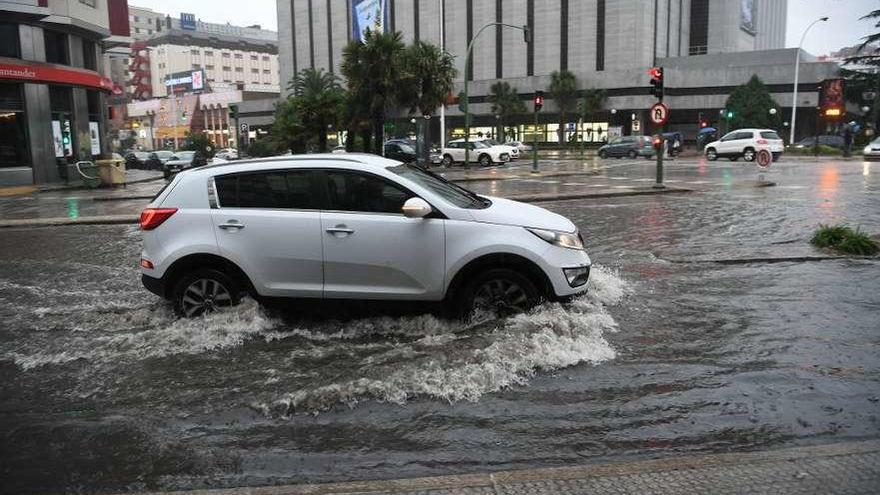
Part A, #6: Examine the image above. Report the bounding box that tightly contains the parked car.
[442,140,511,167]
[144,150,175,170]
[863,137,880,160]
[793,135,846,150]
[125,151,151,169]
[704,129,784,162]
[505,141,533,153]
[384,141,417,162]
[597,136,655,159]
[162,151,207,180]
[478,138,520,160]
[214,148,239,160]
[139,154,591,318]
[331,145,347,154]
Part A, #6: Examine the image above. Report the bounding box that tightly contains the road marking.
[562,182,589,186]
[686,180,711,184]
[608,176,630,180]
[633,178,655,182]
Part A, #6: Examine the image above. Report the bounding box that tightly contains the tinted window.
[0,24,20,58]
[736,132,754,140]
[216,170,318,209]
[323,171,411,214]
[44,30,68,65]
[760,131,780,140]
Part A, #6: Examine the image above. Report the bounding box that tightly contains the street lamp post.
[790,16,829,145]
[463,22,530,169]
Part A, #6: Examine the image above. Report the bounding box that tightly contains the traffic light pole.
[463,22,530,169]
[654,129,664,188]
[532,107,539,173]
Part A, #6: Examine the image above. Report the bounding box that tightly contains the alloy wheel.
[180,278,233,317]
[472,278,530,317]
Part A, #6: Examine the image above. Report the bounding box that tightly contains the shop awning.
[0,57,113,92]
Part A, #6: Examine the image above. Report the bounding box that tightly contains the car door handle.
[326,226,355,235]
[218,222,245,230]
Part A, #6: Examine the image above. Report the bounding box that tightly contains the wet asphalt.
[0,157,878,494]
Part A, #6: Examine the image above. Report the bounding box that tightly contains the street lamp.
[769,108,778,116]
[462,22,530,168]
[790,16,829,145]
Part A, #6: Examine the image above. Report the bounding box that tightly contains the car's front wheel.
[442,154,454,167]
[457,268,540,320]
[478,154,493,167]
[172,268,241,317]
[706,148,718,161]
[627,150,637,159]
[598,150,608,159]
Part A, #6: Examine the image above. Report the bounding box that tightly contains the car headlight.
[527,228,585,250]
[865,146,872,154]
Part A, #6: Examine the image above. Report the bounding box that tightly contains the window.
[262,55,269,61]
[148,29,152,35]
[235,67,243,72]
[134,15,140,22]
[251,68,259,73]
[389,164,485,209]
[0,84,29,167]
[205,64,215,70]
[760,131,781,140]
[222,52,230,58]
[205,50,213,57]
[79,0,97,7]
[263,69,270,74]
[322,171,411,214]
[191,49,200,55]
[0,24,20,58]
[44,30,68,65]
[216,170,319,209]
[82,40,97,70]
[689,0,710,56]
[222,66,231,71]
[234,53,242,59]
[192,64,201,69]
[250,55,258,61]
[134,27,141,34]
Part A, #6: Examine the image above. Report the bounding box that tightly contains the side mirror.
[402,197,432,218]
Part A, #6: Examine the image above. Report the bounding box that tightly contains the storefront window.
[0,23,20,59]
[50,86,74,160]
[0,84,29,168]
[87,90,101,156]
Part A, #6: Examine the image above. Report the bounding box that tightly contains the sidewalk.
[0,159,693,228]
[127,439,880,495]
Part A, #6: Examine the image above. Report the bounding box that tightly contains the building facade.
[277,0,839,144]
[0,0,130,187]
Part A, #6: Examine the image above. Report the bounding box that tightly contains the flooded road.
[1,159,879,494]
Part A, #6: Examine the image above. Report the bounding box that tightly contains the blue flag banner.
[351,0,389,42]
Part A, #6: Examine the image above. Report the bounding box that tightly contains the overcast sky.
[133,0,876,56]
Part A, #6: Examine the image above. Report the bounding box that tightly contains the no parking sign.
[756,149,772,168]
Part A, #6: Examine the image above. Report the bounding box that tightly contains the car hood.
[706,140,721,148]
[165,159,191,166]
[467,196,576,232]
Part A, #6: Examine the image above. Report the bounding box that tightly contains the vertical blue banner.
[351,0,389,42]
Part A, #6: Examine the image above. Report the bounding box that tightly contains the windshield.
[155,151,174,159]
[484,139,501,146]
[388,164,490,209]
[174,151,195,160]
[398,143,415,153]
[473,141,490,149]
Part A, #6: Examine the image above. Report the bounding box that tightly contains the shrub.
[786,145,842,156]
[811,224,879,256]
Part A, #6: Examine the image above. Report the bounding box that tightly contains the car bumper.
[540,247,593,299]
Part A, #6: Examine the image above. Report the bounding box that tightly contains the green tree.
[181,131,214,158]
[341,30,407,154]
[724,75,781,130]
[271,97,308,154]
[287,67,345,152]
[399,41,457,161]
[845,9,880,66]
[549,70,579,146]
[487,81,526,142]
[577,88,607,154]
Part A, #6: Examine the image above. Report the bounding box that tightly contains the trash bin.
[75,161,101,188]
[96,159,127,187]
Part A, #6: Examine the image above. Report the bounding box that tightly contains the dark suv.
[598,136,654,159]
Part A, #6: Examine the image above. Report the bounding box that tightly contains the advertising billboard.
[180,13,197,31]
[164,70,207,93]
[820,78,845,120]
[351,0,389,42]
[740,0,756,35]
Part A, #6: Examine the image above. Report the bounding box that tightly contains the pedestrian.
[843,125,853,158]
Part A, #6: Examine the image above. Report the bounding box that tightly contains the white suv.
[140,154,591,318]
[441,140,511,167]
[704,128,784,162]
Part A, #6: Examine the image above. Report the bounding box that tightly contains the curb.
[92,195,156,202]
[507,186,692,203]
[36,173,164,193]
[0,215,138,228]
[119,439,880,495]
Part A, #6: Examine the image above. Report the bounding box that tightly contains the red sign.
[649,102,669,125]
[756,149,772,168]
[0,57,114,92]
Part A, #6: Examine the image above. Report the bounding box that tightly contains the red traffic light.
[648,67,663,80]
[700,120,709,128]
[534,91,544,112]
[652,135,664,149]
[534,95,544,105]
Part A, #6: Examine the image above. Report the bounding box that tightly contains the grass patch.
[811,224,879,256]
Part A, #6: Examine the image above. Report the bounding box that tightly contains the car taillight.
[756,139,769,145]
[139,208,177,230]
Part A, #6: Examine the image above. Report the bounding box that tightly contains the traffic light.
[649,67,664,100]
[229,103,238,120]
[534,91,544,112]
[726,109,734,120]
[699,119,709,129]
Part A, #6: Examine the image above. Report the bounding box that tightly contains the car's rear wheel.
[598,150,608,159]
[478,154,492,167]
[172,268,241,317]
[706,148,718,161]
[743,148,756,162]
[627,150,637,159]
[457,268,540,321]
[442,154,454,167]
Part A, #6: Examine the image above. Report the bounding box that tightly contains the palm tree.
[399,41,457,163]
[487,81,526,142]
[549,70,578,147]
[577,88,607,155]
[341,30,406,154]
[287,68,344,151]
